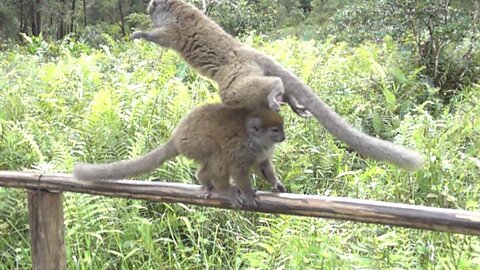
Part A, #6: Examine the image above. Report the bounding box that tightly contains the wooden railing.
[1,170,480,269]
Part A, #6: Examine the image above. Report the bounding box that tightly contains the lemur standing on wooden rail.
[74,105,286,209]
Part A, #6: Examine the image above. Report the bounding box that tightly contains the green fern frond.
[7,121,45,163]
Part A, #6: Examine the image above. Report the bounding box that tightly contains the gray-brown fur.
[131,0,425,170]
[73,104,286,208]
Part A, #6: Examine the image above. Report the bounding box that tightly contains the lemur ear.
[151,0,165,8]
[246,116,262,134]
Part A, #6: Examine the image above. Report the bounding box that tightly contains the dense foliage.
[1,0,480,269]
[325,0,480,99]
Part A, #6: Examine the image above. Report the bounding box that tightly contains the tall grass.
[0,35,479,269]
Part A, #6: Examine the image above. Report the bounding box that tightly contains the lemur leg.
[195,164,215,198]
[220,76,285,112]
[254,159,286,192]
[196,160,242,207]
[285,93,311,118]
[231,167,258,209]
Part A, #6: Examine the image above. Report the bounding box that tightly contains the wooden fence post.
[27,190,67,270]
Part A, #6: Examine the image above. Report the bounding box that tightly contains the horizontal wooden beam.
[1,170,480,235]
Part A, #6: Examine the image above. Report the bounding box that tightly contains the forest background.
[1,0,480,268]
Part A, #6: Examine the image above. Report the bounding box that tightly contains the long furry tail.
[276,68,425,170]
[73,141,178,180]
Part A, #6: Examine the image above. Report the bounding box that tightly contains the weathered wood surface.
[2,170,480,235]
[27,190,67,270]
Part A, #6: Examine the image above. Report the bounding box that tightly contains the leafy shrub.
[327,0,480,98]
[199,0,279,36]
[124,13,151,32]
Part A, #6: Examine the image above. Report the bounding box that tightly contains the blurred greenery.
[1,0,480,269]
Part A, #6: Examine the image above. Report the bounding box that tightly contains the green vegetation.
[1,0,480,269]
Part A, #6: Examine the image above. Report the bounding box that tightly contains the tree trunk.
[58,22,64,39]
[70,0,77,33]
[19,0,24,33]
[118,0,126,36]
[83,0,87,27]
[30,0,42,36]
[57,0,66,39]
